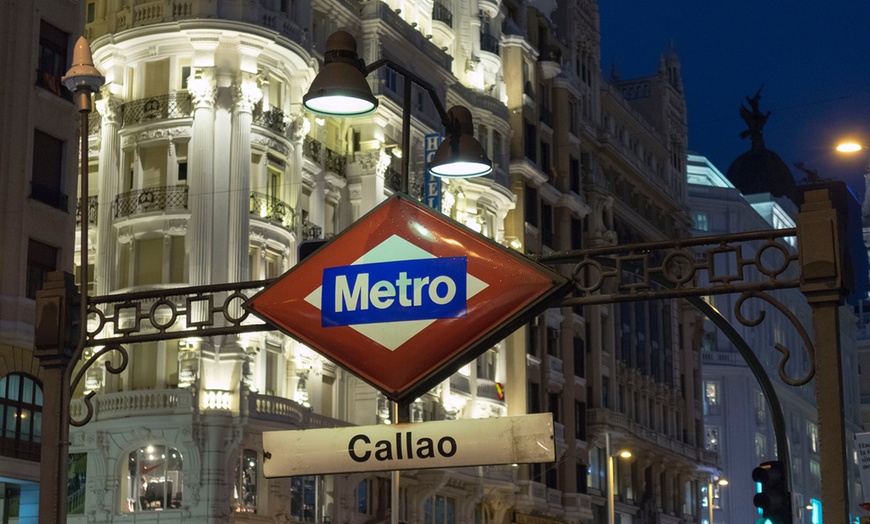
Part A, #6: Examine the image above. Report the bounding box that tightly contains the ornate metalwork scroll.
[84,279,272,347]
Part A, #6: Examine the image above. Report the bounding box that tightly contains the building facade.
[1,0,716,522]
[688,154,865,524]
[0,0,86,519]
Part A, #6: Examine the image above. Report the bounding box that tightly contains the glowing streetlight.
[302,31,492,188]
[606,433,632,524]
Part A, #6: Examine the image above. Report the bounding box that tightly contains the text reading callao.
[321,257,468,327]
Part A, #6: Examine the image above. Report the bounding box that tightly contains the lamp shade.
[303,31,378,116]
[62,36,105,94]
[429,106,493,178]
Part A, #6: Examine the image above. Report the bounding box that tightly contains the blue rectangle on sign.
[322,257,467,326]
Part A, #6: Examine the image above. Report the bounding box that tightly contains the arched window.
[0,373,43,460]
[124,445,183,512]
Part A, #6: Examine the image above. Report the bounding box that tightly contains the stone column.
[94,91,121,295]
[227,73,261,283]
[187,68,217,289]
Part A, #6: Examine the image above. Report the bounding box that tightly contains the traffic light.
[752,461,791,524]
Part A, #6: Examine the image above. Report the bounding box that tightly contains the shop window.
[0,374,43,461]
[424,494,456,524]
[125,445,183,512]
[356,478,374,515]
[233,449,258,513]
[290,475,320,522]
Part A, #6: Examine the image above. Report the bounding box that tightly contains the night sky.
[598,1,870,198]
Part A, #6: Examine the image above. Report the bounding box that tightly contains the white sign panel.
[857,432,870,505]
[263,413,555,478]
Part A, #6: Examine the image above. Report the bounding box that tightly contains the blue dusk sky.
[598,1,870,197]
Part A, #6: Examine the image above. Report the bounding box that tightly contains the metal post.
[797,188,850,524]
[708,480,713,524]
[34,272,79,524]
[391,402,411,524]
[606,433,615,524]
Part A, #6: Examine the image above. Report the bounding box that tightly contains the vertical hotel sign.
[424,133,442,210]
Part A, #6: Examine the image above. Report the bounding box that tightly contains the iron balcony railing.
[114,185,189,218]
[120,93,193,127]
[252,102,287,134]
[302,219,322,240]
[302,136,346,178]
[88,110,102,135]
[249,192,296,228]
[324,147,346,177]
[76,196,99,227]
[480,32,500,54]
[303,136,321,162]
[432,1,453,27]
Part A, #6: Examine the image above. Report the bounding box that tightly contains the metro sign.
[245,194,571,404]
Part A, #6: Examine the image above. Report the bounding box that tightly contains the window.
[569,157,581,194]
[0,374,43,461]
[356,478,374,515]
[383,66,398,93]
[754,433,766,463]
[754,390,766,424]
[291,475,320,521]
[704,426,720,452]
[575,401,586,440]
[69,452,88,514]
[424,494,456,524]
[548,392,560,423]
[26,239,58,299]
[541,202,553,247]
[126,445,183,512]
[476,349,497,380]
[703,381,720,415]
[525,185,539,228]
[587,446,606,491]
[37,20,70,99]
[524,120,537,162]
[807,421,819,453]
[233,449,258,513]
[693,212,709,231]
[528,382,540,413]
[31,129,67,210]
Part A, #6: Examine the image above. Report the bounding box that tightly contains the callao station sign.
[245,194,571,475]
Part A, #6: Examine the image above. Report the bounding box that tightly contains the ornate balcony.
[302,219,322,240]
[252,102,287,135]
[432,1,453,27]
[120,93,192,127]
[480,32,500,55]
[114,185,189,219]
[250,192,296,229]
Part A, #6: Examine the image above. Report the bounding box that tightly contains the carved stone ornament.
[188,68,217,108]
[233,73,263,113]
[96,87,122,125]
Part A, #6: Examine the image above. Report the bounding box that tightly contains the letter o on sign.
[437,436,457,457]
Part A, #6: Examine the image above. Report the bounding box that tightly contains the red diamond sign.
[245,194,570,404]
